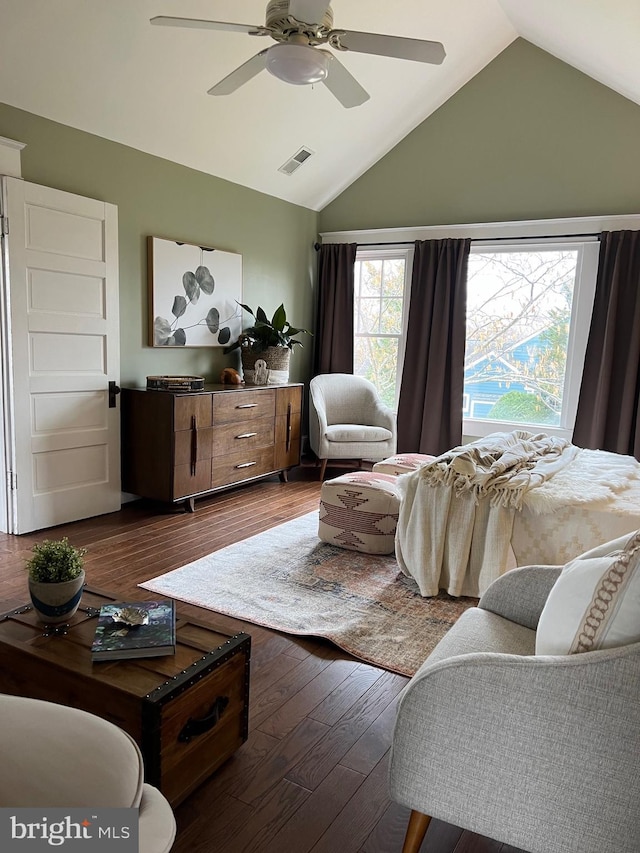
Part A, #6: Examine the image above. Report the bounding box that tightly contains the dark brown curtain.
[313,242,357,375]
[573,230,640,459]
[397,238,470,455]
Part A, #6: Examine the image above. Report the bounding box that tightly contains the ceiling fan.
[151,0,446,108]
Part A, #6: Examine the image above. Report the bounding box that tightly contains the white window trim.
[324,213,640,440]
[320,213,640,246]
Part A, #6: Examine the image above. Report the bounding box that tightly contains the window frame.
[463,237,600,440]
[353,245,413,409]
[324,213,640,441]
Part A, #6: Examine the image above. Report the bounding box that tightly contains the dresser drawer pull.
[236,432,257,439]
[190,415,197,475]
[235,461,257,469]
[236,403,258,409]
[177,696,229,743]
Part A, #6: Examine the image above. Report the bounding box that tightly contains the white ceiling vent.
[278,146,315,176]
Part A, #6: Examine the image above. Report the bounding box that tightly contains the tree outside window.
[353,252,408,408]
[464,249,578,426]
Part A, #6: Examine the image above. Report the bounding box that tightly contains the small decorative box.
[146,375,205,391]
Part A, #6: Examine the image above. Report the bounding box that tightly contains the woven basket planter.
[241,346,291,385]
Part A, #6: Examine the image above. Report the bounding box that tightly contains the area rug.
[139,511,476,676]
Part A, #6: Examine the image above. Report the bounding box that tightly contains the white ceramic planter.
[28,570,85,624]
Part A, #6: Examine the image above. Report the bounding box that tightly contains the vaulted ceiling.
[0,1,638,211]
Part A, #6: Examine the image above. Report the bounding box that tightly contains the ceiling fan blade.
[321,54,369,109]
[289,1,332,24]
[150,16,263,35]
[337,30,446,65]
[207,50,269,96]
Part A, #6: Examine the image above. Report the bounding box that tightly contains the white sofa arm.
[0,694,144,807]
[309,385,328,455]
[370,399,396,432]
[0,694,176,853]
[139,784,177,853]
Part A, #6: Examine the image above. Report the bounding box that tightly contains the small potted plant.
[224,302,311,385]
[26,537,87,624]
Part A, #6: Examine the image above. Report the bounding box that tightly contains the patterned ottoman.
[319,471,402,555]
[372,452,436,476]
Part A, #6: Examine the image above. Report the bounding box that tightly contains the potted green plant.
[224,303,311,385]
[26,537,87,624]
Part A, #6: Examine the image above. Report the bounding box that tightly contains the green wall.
[4,37,639,390]
[319,39,640,232]
[0,103,319,386]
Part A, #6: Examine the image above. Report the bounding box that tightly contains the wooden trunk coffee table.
[0,586,251,807]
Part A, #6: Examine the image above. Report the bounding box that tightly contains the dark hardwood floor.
[0,462,527,853]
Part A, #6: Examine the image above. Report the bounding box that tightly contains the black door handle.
[108,381,121,408]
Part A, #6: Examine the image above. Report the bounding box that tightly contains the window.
[348,234,599,436]
[464,240,599,437]
[353,248,411,408]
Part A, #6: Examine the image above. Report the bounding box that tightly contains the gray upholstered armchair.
[389,564,640,853]
[309,373,397,479]
[0,693,176,853]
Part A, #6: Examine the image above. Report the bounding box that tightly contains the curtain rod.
[313,232,602,250]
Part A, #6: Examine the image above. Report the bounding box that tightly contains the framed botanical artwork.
[148,237,243,347]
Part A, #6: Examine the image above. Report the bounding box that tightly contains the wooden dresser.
[121,383,303,510]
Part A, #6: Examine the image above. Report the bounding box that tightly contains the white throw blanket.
[419,430,578,509]
[396,431,584,598]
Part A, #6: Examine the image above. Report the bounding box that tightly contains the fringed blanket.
[395,432,640,598]
[419,430,578,509]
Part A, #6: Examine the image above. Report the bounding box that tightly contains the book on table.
[91,600,176,661]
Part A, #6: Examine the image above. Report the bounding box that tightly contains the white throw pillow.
[536,529,640,655]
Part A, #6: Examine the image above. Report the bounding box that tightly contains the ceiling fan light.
[265,43,329,85]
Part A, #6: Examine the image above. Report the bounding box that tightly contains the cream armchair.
[389,564,640,853]
[309,373,397,479]
[0,693,176,853]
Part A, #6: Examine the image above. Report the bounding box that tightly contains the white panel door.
[1,176,120,533]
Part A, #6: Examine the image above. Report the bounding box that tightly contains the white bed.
[395,436,640,598]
